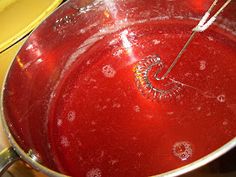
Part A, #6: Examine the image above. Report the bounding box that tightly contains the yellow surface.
[0,0,62,52]
[0,0,17,12]
[0,38,26,91]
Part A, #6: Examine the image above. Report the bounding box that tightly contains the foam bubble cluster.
[173,141,192,161]
[199,60,206,70]
[86,168,102,177]
[60,136,70,147]
[217,94,226,103]
[67,111,76,122]
[102,65,116,78]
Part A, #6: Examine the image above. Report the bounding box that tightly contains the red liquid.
[47,20,236,177]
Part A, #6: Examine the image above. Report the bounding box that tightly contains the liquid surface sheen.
[47,20,236,177]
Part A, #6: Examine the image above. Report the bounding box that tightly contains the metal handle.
[0,147,20,176]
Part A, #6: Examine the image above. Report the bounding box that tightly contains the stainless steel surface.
[0,147,19,176]
[0,0,235,177]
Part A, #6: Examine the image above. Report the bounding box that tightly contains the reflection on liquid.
[104,0,118,19]
[120,29,137,65]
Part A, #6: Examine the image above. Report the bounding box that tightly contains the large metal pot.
[0,0,236,177]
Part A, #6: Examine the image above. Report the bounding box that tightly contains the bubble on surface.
[197,106,201,111]
[36,58,43,64]
[90,129,97,132]
[95,104,101,110]
[166,111,174,115]
[223,120,228,126]
[102,105,107,110]
[217,94,226,103]
[60,136,70,147]
[102,65,116,78]
[174,15,184,19]
[199,60,206,70]
[184,72,192,77]
[86,168,102,177]
[99,151,105,159]
[57,119,63,127]
[109,159,119,165]
[206,112,212,117]
[86,60,91,65]
[202,91,215,98]
[112,102,121,108]
[207,36,214,41]
[80,29,86,34]
[54,14,77,34]
[90,78,97,83]
[106,98,111,102]
[26,44,33,50]
[129,32,135,36]
[137,152,144,157]
[109,38,119,45]
[67,111,76,122]
[173,141,192,161]
[133,105,141,112]
[152,39,161,45]
[145,114,153,119]
[91,121,96,125]
[113,49,123,57]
